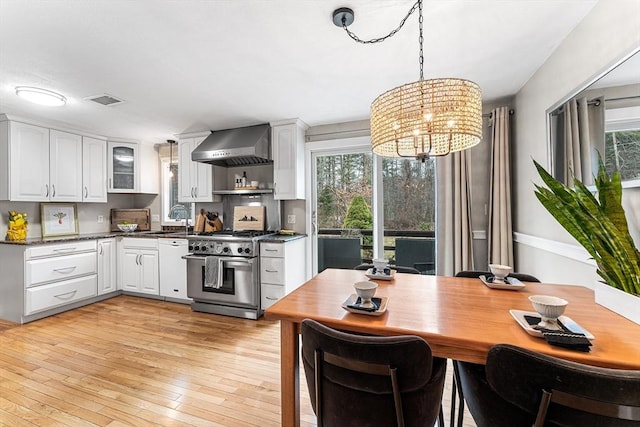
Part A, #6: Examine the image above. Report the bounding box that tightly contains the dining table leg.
[280,320,300,427]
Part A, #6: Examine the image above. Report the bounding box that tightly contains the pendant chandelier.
[333,0,482,161]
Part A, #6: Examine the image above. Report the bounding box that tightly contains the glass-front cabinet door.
[107,141,138,192]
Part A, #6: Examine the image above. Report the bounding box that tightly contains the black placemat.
[524,314,592,352]
[347,297,382,312]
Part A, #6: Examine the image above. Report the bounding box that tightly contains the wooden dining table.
[264,268,640,427]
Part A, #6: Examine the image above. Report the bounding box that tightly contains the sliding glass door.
[309,138,435,275]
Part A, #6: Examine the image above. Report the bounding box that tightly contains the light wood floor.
[0,296,475,426]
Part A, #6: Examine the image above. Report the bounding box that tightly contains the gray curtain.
[562,97,605,185]
[487,106,513,266]
[436,151,474,276]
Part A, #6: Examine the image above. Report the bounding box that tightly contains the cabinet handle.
[53,266,77,274]
[109,178,112,189]
[136,254,141,265]
[265,249,278,252]
[54,290,77,300]
[45,184,49,197]
[84,186,88,198]
[265,296,279,300]
[192,187,196,198]
[53,248,76,253]
[99,244,103,255]
[265,269,279,273]
[52,184,56,197]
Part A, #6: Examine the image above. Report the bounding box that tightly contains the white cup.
[373,258,388,271]
[354,281,378,308]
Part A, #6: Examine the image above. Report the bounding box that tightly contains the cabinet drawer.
[25,274,97,315]
[121,237,158,250]
[261,257,285,284]
[25,240,96,259]
[261,284,285,310]
[260,242,284,257]
[26,251,97,287]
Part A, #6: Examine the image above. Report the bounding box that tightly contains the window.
[161,158,191,225]
[605,105,640,184]
[311,139,436,274]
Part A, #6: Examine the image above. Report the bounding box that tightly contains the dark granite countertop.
[1,231,190,246]
[260,234,307,243]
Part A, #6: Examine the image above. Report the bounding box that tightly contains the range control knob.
[237,247,243,254]
[194,245,200,251]
[244,248,251,254]
[188,245,194,251]
[223,247,229,253]
[201,245,207,251]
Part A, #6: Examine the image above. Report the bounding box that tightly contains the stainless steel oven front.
[184,254,260,319]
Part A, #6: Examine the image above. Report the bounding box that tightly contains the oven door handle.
[182,254,205,260]
[220,257,256,265]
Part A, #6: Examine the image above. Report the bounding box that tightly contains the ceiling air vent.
[84,94,124,106]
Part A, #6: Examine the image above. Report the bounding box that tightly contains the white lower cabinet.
[97,238,117,295]
[26,275,97,315]
[260,238,306,311]
[119,238,159,295]
[24,240,97,315]
[159,239,190,302]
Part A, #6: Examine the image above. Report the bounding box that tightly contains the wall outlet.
[287,214,296,224]
[97,215,104,223]
[152,214,160,222]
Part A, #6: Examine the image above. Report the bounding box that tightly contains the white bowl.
[117,223,138,233]
[489,264,512,280]
[529,295,568,325]
[354,281,378,304]
[373,258,388,271]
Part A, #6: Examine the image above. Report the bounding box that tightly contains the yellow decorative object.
[6,210,28,241]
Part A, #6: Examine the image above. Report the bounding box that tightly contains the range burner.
[186,230,277,257]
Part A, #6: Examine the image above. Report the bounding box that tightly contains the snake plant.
[533,157,640,296]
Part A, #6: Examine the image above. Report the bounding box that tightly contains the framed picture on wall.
[41,203,79,238]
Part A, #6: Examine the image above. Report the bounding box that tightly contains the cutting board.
[233,206,265,231]
[110,209,151,231]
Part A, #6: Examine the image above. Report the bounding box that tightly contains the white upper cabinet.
[0,119,83,202]
[82,136,107,202]
[1,120,50,201]
[49,129,83,202]
[108,141,138,193]
[178,135,213,202]
[271,119,308,200]
[107,141,158,194]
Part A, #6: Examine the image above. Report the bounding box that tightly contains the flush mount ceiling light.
[15,86,67,107]
[333,1,482,161]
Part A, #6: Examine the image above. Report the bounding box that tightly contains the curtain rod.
[482,109,514,119]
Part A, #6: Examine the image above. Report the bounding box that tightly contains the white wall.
[513,0,640,285]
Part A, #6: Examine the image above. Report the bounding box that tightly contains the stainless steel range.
[183,231,275,319]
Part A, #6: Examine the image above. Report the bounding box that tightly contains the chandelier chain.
[418,0,423,80]
[341,0,422,45]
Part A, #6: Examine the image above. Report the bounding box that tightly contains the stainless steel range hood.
[191,124,271,167]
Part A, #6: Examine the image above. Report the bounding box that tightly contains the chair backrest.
[455,270,541,282]
[486,344,640,426]
[318,237,362,271]
[301,319,446,427]
[354,263,421,274]
[395,238,435,274]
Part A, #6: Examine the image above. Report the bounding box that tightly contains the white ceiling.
[0,0,598,144]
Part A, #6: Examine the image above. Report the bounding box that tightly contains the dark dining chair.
[354,263,421,275]
[451,270,541,427]
[481,344,640,426]
[301,318,447,427]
